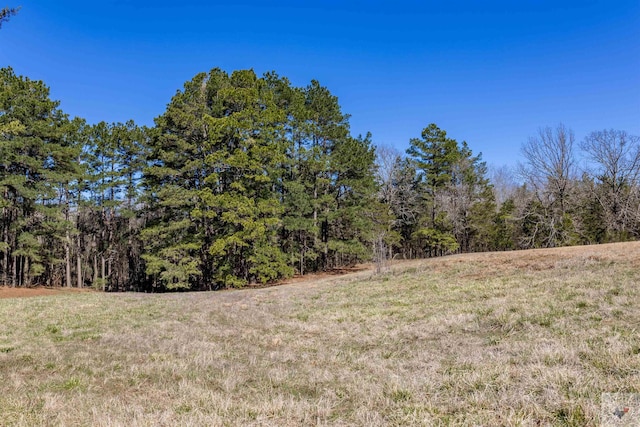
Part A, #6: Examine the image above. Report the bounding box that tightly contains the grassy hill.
[1,242,639,426]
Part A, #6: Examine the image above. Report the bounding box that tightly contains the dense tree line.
[0,67,377,290]
[1,66,639,290]
[142,69,377,289]
[375,123,640,259]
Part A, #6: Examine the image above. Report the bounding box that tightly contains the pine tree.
[0,67,79,286]
[143,69,294,289]
[406,124,461,256]
[328,133,378,266]
[81,121,146,290]
[0,6,19,29]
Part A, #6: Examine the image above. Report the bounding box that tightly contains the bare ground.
[0,286,93,299]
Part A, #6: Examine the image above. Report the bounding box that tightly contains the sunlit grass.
[1,242,639,425]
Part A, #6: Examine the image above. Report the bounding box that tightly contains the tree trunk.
[65,232,72,288]
[12,255,17,287]
[101,255,106,291]
[93,254,98,286]
[1,193,6,286]
[2,224,7,286]
[24,257,29,287]
[76,250,82,288]
[313,182,318,270]
[107,257,112,290]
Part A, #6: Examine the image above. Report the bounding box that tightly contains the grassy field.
[1,242,639,426]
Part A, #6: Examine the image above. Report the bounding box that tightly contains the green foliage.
[412,228,459,255]
[407,124,460,194]
[4,63,639,291]
[402,123,495,256]
[0,67,80,286]
[140,69,380,289]
[492,199,516,250]
[0,6,19,28]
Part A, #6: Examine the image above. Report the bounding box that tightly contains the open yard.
[1,242,639,426]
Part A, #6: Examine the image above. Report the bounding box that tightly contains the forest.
[1,66,639,291]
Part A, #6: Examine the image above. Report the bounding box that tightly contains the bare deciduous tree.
[489,164,518,207]
[519,124,577,246]
[581,129,640,235]
[520,124,576,212]
[375,144,402,207]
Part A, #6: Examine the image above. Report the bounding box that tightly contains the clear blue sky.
[1,0,638,167]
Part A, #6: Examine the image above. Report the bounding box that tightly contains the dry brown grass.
[1,242,639,426]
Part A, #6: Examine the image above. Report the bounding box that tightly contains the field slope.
[1,242,639,426]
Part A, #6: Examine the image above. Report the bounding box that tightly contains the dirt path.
[0,286,93,299]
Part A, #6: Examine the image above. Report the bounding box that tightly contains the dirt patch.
[0,286,93,299]
[272,264,372,286]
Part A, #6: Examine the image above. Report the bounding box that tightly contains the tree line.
[1,66,638,290]
[377,123,640,260]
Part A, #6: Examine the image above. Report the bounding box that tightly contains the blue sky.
[1,0,638,167]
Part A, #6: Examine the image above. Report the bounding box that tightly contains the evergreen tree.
[328,133,378,266]
[299,80,351,270]
[406,124,462,256]
[143,69,293,289]
[405,124,495,256]
[0,67,79,286]
[280,80,378,272]
[82,121,146,290]
[492,198,516,250]
[0,6,19,28]
[443,141,495,252]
